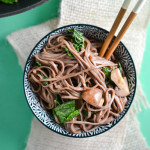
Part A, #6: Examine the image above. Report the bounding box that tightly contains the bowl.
[0,0,48,18]
[23,24,137,138]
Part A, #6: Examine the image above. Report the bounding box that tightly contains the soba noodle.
[28,29,129,133]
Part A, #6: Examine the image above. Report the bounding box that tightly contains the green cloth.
[0,0,149,149]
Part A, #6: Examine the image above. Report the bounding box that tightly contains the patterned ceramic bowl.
[23,24,136,138]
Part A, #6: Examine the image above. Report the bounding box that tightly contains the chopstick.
[99,0,131,57]
[104,0,146,60]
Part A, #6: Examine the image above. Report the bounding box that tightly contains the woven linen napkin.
[7,0,150,149]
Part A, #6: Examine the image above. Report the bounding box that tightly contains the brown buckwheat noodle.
[28,33,128,134]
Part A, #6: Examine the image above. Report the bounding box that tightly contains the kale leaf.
[54,94,61,105]
[53,100,80,123]
[36,61,49,85]
[0,0,17,4]
[103,67,113,84]
[65,47,74,57]
[42,75,49,85]
[68,29,84,52]
[82,110,94,120]
[103,64,123,84]
[118,63,123,75]
[36,61,42,67]
[65,29,84,57]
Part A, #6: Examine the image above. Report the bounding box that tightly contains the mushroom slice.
[81,88,104,108]
[111,68,129,97]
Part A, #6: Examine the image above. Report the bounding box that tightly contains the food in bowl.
[27,29,130,133]
[0,0,18,4]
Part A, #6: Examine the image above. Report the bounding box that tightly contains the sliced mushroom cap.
[115,77,130,97]
[81,88,104,108]
[111,68,130,97]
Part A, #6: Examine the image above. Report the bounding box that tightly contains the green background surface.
[0,0,149,149]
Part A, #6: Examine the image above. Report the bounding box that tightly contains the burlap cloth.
[7,0,150,149]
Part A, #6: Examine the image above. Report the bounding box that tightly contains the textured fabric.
[7,0,150,149]
[26,116,128,150]
[122,112,149,150]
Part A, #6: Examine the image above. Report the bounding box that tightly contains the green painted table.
[0,0,149,149]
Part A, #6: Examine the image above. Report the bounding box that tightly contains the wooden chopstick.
[99,0,131,57]
[105,0,146,60]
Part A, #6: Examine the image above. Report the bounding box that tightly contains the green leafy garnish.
[65,47,74,57]
[82,110,94,120]
[36,61,42,67]
[42,76,49,85]
[53,100,80,123]
[67,29,72,32]
[118,63,123,75]
[103,67,113,84]
[52,108,55,116]
[36,62,49,85]
[54,94,61,105]
[103,64,123,84]
[0,0,17,4]
[68,29,84,52]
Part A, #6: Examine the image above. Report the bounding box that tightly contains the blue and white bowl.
[23,24,137,138]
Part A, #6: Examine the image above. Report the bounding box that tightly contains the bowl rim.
[23,24,137,138]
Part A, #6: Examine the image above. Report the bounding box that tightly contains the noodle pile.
[28,30,128,133]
